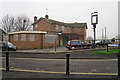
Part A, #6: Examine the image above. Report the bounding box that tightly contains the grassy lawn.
[91,49,120,54]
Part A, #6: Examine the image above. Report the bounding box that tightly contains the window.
[35,24,38,31]
[62,26,64,30]
[29,34,35,41]
[45,35,58,43]
[35,24,38,28]
[21,34,26,41]
[72,41,79,44]
[55,25,58,30]
[13,35,18,41]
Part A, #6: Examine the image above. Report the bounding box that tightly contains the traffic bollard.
[107,44,109,52]
[66,53,70,75]
[55,41,56,53]
[6,52,9,71]
[118,54,120,77]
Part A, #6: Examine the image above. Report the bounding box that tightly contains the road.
[1,57,118,73]
[1,51,118,78]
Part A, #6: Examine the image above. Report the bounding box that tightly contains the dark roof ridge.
[32,17,87,29]
[43,18,65,23]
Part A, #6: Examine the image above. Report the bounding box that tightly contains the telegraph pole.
[105,27,106,40]
[102,29,104,40]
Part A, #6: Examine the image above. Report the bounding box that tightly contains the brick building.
[8,15,87,49]
[8,31,48,49]
[32,15,87,45]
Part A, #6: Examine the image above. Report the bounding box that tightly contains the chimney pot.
[34,16,37,22]
[45,15,49,19]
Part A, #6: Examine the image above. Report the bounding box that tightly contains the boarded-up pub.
[8,31,46,49]
[8,31,61,49]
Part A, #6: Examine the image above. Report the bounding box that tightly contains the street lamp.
[91,12,98,48]
[58,31,62,46]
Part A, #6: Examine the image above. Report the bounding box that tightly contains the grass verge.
[91,49,120,54]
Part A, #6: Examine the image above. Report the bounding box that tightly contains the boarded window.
[62,26,64,30]
[45,35,58,43]
[55,25,58,30]
[21,34,26,41]
[13,35,18,41]
[29,34,35,41]
[35,24,38,28]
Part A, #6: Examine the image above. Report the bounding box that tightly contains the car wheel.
[89,46,92,49]
[68,48,71,50]
[96,44,99,46]
[71,47,75,50]
[13,49,16,51]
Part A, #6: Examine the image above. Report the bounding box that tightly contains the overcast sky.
[0,0,119,39]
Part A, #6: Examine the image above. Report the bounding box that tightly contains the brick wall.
[9,33,42,49]
[72,27,84,34]
[63,26,71,33]
[33,19,72,33]
[72,27,86,40]
[32,18,87,46]
[43,34,60,48]
[9,33,60,49]
[34,20,53,31]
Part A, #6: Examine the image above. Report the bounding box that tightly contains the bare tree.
[0,14,32,33]
[0,14,15,33]
[14,15,32,31]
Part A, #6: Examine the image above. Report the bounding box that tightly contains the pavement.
[17,46,69,53]
[2,46,118,59]
[15,46,118,54]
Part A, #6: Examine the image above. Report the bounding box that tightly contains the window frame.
[13,34,18,41]
[21,34,26,41]
[29,34,35,41]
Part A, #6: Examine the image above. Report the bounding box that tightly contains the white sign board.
[108,44,119,47]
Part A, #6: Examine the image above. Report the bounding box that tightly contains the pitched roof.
[32,17,87,29]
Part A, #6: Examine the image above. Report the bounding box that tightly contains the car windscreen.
[8,42,14,46]
[71,41,79,44]
[2,41,13,46]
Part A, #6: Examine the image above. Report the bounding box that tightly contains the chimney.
[75,22,77,23]
[34,16,37,22]
[45,15,49,19]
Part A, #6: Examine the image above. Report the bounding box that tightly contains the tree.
[14,15,32,31]
[0,14,32,33]
[0,15,15,33]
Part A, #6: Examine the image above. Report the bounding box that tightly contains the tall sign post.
[118,1,120,77]
[5,35,9,71]
[91,12,98,49]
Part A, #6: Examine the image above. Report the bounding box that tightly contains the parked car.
[0,41,17,51]
[66,40,92,50]
[95,40,112,46]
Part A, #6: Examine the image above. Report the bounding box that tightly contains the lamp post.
[91,12,98,48]
[58,31,62,46]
